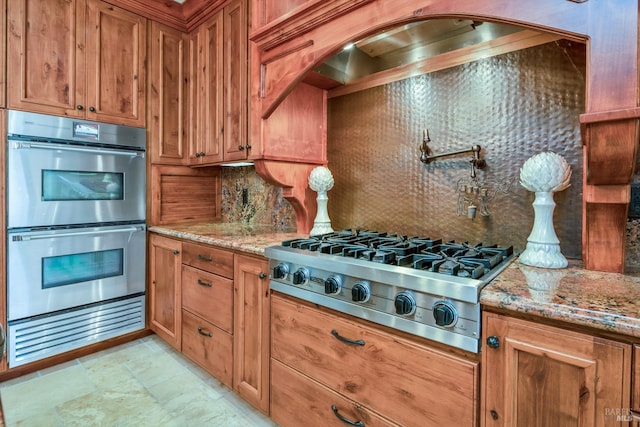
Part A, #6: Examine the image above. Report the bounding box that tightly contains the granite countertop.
[149,223,640,340]
[481,259,640,339]
[148,222,307,256]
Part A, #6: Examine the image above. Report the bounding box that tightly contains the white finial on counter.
[309,166,335,236]
[519,151,572,268]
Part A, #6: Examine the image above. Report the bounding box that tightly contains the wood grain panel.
[7,0,85,117]
[149,166,221,225]
[271,359,398,427]
[482,312,632,427]
[182,265,233,333]
[148,234,182,350]
[148,21,189,165]
[233,254,270,413]
[181,309,233,386]
[271,294,479,426]
[182,242,234,278]
[85,0,146,126]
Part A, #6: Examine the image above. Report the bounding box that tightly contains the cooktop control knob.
[272,263,289,279]
[324,275,342,295]
[292,268,310,285]
[432,301,458,327]
[351,281,370,302]
[394,292,416,316]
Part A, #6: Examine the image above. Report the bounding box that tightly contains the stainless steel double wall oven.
[6,110,147,366]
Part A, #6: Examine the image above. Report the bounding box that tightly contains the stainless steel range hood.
[312,19,524,87]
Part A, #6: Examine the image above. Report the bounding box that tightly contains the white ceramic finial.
[519,152,571,268]
[309,167,334,236]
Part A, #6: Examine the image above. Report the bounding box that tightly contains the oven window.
[42,249,124,289]
[42,170,124,201]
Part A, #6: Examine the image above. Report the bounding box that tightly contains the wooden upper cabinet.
[189,11,224,165]
[8,0,86,118]
[84,0,146,126]
[7,0,146,127]
[148,21,189,165]
[482,312,632,427]
[222,0,248,162]
[188,0,248,166]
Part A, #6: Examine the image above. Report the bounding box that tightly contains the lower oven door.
[7,223,146,321]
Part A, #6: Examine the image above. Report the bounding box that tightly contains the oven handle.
[12,226,145,241]
[11,141,145,158]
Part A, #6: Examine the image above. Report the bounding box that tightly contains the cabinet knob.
[77,105,84,110]
[245,144,252,150]
[173,250,180,255]
[195,152,201,158]
[89,106,96,112]
[490,410,499,420]
[238,145,245,151]
[200,152,205,157]
[258,272,267,279]
[486,336,500,349]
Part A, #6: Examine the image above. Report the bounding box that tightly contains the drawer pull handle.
[197,327,212,337]
[197,279,212,287]
[197,254,213,262]
[331,405,364,427]
[331,329,365,346]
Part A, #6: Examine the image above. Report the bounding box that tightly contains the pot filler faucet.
[418,129,513,219]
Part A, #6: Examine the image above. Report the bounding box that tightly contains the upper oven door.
[6,138,146,228]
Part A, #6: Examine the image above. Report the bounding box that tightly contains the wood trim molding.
[250,0,375,49]
[105,0,229,31]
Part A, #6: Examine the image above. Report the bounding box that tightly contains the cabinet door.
[85,0,146,127]
[222,0,248,161]
[482,312,632,427]
[7,0,85,117]
[233,254,270,413]
[148,21,189,165]
[190,12,224,164]
[148,234,182,350]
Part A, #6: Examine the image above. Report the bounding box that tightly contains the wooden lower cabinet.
[233,254,270,414]
[271,293,479,427]
[634,345,640,412]
[148,234,182,350]
[271,359,398,426]
[482,312,632,427]
[181,309,233,387]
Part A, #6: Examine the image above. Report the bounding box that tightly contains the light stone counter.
[148,222,306,256]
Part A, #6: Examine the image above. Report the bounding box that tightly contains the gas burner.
[266,229,517,353]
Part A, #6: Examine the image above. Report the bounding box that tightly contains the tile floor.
[0,335,278,426]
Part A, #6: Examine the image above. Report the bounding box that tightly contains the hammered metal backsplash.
[220,40,640,269]
[326,41,586,258]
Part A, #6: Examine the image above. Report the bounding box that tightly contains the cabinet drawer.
[271,295,478,427]
[271,359,398,427]
[182,265,233,333]
[182,310,233,387]
[182,242,234,278]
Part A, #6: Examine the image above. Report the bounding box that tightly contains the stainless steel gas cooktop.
[264,229,516,353]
